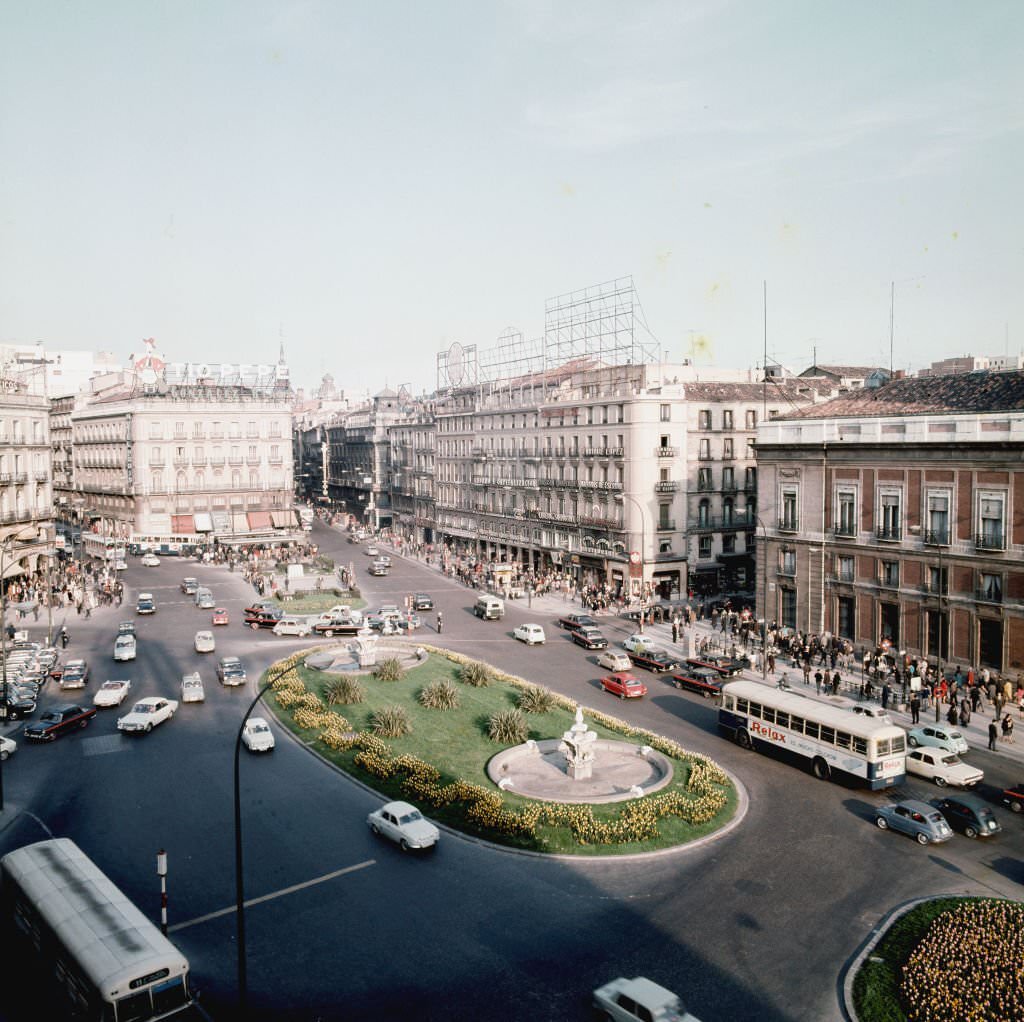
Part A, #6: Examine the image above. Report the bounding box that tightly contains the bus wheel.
[736,730,752,750]
[812,757,831,781]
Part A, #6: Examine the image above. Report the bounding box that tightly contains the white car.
[593,976,702,1022]
[907,725,969,755]
[194,630,216,653]
[93,679,132,708]
[906,748,983,788]
[597,650,634,672]
[141,553,161,567]
[181,673,205,703]
[0,734,16,761]
[117,696,178,733]
[365,545,380,557]
[272,616,312,637]
[367,800,439,851]
[622,634,650,653]
[113,559,128,571]
[242,716,275,753]
[513,623,546,645]
[113,634,137,662]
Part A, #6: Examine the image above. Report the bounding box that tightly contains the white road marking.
[167,859,376,933]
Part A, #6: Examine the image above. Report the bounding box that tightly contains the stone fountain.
[559,706,597,780]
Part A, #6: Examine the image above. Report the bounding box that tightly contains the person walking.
[1002,714,1015,744]
[436,611,443,634]
[671,617,679,644]
[814,669,823,695]
[959,698,971,727]
[946,701,958,726]
[988,719,999,751]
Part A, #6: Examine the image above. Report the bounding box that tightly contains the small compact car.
[113,634,137,662]
[513,623,546,645]
[117,697,178,734]
[671,667,724,699]
[212,607,230,626]
[59,660,90,689]
[194,588,215,610]
[907,725,969,755]
[118,621,136,636]
[412,593,434,611]
[136,592,156,615]
[628,648,679,673]
[622,633,650,654]
[181,578,199,594]
[597,650,634,673]
[593,976,701,1022]
[181,673,205,703]
[217,657,247,686]
[874,798,954,845]
[272,616,312,638]
[931,794,1002,839]
[140,553,161,567]
[242,717,275,753]
[571,627,608,650]
[0,734,15,761]
[194,631,216,653]
[600,672,648,699]
[1002,783,1024,814]
[367,800,439,851]
[365,545,380,557]
[557,612,597,632]
[906,748,983,788]
[24,704,97,742]
[93,679,132,708]
[368,562,390,576]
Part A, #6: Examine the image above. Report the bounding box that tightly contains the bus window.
[749,702,762,719]
[836,731,851,750]
[891,733,906,752]
[762,707,776,724]
[804,721,819,740]
[852,737,867,755]
[819,725,835,745]
[789,715,804,734]
[874,737,890,756]
[736,698,748,713]
[775,711,789,729]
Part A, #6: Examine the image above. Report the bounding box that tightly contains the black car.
[244,608,283,629]
[412,593,434,611]
[670,667,723,698]
[216,657,248,685]
[685,654,749,678]
[24,704,97,742]
[118,621,137,636]
[931,794,1002,839]
[181,578,199,595]
[570,627,608,650]
[557,613,597,632]
[0,694,37,721]
[628,648,679,673]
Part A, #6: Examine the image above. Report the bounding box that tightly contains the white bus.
[718,679,907,789]
[83,534,127,563]
[1,838,196,1021]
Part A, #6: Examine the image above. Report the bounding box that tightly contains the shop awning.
[231,512,249,533]
[247,511,272,530]
[194,512,214,532]
[171,514,196,534]
[212,511,231,533]
[271,510,296,528]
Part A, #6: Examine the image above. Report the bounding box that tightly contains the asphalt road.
[1,520,1021,1022]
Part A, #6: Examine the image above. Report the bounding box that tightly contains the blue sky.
[2,1,1021,395]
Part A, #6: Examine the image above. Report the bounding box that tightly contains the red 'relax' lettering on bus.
[750,721,786,743]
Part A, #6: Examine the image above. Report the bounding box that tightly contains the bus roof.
[721,680,905,739]
[1,838,189,996]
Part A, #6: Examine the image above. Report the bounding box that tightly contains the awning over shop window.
[194,512,214,532]
[271,510,296,528]
[171,514,196,534]
[231,512,249,533]
[212,511,231,533]
[247,511,272,530]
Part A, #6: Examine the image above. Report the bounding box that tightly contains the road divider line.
[168,859,376,933]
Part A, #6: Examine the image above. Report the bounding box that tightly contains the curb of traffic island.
[258,646,750,862]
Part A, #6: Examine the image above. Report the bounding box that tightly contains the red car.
[1002,783,1024,814]
[599,672,648,699]
[23,704,97,742]
[212,607,230,626]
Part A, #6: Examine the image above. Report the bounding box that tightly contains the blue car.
[874,799,953,845]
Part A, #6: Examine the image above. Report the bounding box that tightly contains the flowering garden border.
[261,645,738,855]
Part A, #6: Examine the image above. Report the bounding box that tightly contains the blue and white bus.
[718,679,907,788]
[1,838,196,1021]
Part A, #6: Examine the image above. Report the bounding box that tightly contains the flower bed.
[853,898,1024,1022]
[263,646,737,855]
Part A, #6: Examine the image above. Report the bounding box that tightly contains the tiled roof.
[780,370,1024,418]
[683,380,832,402]
[799,364,888,378]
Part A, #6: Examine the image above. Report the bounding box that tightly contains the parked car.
[242,716,275,753]
[513,623,546,646]
[93,679,132,708]
[874,798,954,845]
[557,612,597,632]
[212,607,230,626]
[1001,783,1024,814]
[245,607,283,629]
[907,725,969,755]
[113,634,137,662]
[273,616,312,637]
[593,976,701,1022]
[181,673,205,703]
[628,648,679,673]
[117,697,178,734]
[0,734,15,761]
[140,553,161,567]
[0,694,37,721]
[685,653,749,677]
[24,704,97,742]
[412,593,434,611]
[194,631,216,654]
[931,793,1002,839]
[597,650,633,673]
[136,592,156,615]
[600,672,648,699]
[906,748,983,788]
[671,666,724,699]
[366,800,439,851]
[217,657,247,686]
[571,627,608,650]
[181,578,199,595]
[59,659,89,689]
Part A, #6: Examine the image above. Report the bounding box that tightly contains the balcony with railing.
[924,529,950,546]
[209,456,225,466]
[656,446,678,457]
[655,519,676,532]
[833,523,857,538]
[826,572,856,585]
[778,563,797,578]
[875,525,902,541]
[878,573,900,589]
[975,532,1005,552]
[655,481,679,493]
[975,585,1003,604]
[777,517,799,533]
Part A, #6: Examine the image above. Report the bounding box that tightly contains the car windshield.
[250,723,269,733]
[927,812,944,822]
[101,682,122,690]
[948,732,963,740]
[40,712,60,723]
[132,703,156,714]
[399,811,423,824]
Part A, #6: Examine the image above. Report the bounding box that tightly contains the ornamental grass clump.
[371,704,412,738]
[459,661,491,687]
[517,685,555,714]
[324,676,365,705]
[488,707,528,744]
[374,657,405,682]
[418,679,460,710]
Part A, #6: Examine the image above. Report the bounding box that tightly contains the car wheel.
[964,825,978,839]
[812,758,831,781]
[701,689,710,699]
[0,750,8,761]
[145,723,153,733]
[908,736,919,747]
[916,832,930,845]
[935,776,947,787]
[324,629,334,638]
[619,691,625,699]
[736,729,752,750]
[370,823,381,836]
[399,839,410,852]
[875,816,888,830]
[1010,800,1023,814]
[79,719,88,729]
[251,622,259,630]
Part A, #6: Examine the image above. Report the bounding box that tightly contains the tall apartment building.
[388,412,436,543]
[756,371,1024,675]
[50,394,75,523]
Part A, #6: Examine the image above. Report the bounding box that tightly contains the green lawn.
[266,651,738,855]
[271,591,366,614]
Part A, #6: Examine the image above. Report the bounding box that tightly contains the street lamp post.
[619,493,647,633]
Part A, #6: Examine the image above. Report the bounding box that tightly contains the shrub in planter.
[374,657,405,682]
[372,704,412,738]
[518,685,555,714]
[488,707,528,744]
[418,679,460,710]
[460,661,491,687]
[324,676,365,705]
